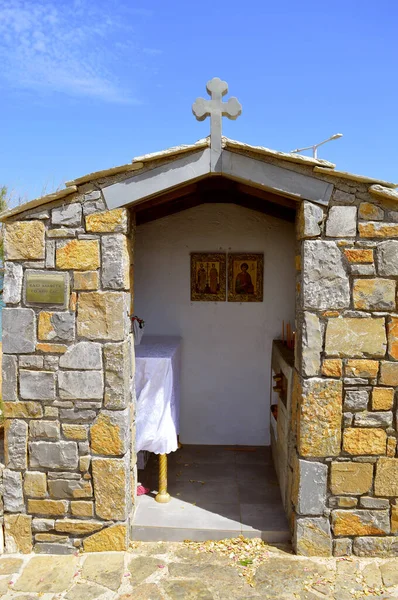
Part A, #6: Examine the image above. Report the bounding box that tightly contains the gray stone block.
[2,355,18,401]
[20,370,56,401]
[78,441,90,455]
[332,189,356,204]
[333,538,352,557]
[29,420,60,440]
[326,206,357,237]
[296,460,327,516]
[5,420,28,469]
[59,408,96,422]
[48,472,81,480]
[3,308,35,354]
[104,340,130,409]
[295,517,332,556]
[332,509,390,535]
[48,478,92,499]
[45,240,55,268]
[298,201,324,238]
[101,234,129,290]
[83,198,106,215]
[300,313,322,377]
[3,469,25,512]
[44,356,59,371]
[84,190,102,202]
[29,441,78,470]
[354,411,393,428]
[59,341,102,370]
[35,543,75,555]
[58,371,103,400]
[377,241,398,276]
[19,355,44,369]
[32,518,55,532]
[351,264,376,276]
[43,312,75,342]
[359,497,390,509]
[3,262,23,304]
[52,203,82,227]
[344,389,369,412]
[354,537,398,556]
[302,241,350,310]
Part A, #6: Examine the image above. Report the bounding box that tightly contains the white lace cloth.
[135,336,181,455]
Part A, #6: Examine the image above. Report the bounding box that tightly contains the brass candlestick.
[155,454,171,503]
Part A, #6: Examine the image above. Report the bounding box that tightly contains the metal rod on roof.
[291,133,343,159]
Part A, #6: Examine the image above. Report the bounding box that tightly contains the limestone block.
[354,411,393,427]
[295,460,327,515]
[354,537,398,556]
[345,359,379,378]
[32,518,55,532]
[330,462,373,495]
[298,378,342,457]
[391,501,398,533]
[5,221,45,260]
[62,424,89,441]
[59,408,96,422]
[387,317,398,360]
[332,509,390,536]
[297,201,324,238]
[59,341,102,370]
[300,312,322,377]
[83,524,128,552]
[343,428,387,455]
[326,206,357,237]
[51,203,82,227]
[2,355,17,401]
[374,458,398,496]
[333,189,356,204]
[104,340,130,409]
[73,270,99,290]
[86,208,128,233]
[295,517,332,557]
[92,457,128,520]
[380,362,398,385]
[20,370,56,400]
[5,420,28,469]
[372,387,394,410]
[54,519,102,534]
[351,264,376,276]
[3,262,23,304]
[19,355,44,369]
[27,499,68,516]
[344,248,374,263]
[344,389,369,412]
[3,308,35,354]
[84,190,102,202]
[58,370,103,400]
[29,441,79,470]
[101,234,130,290]
[4,514,33,554]
[38,311,75,342]
[321,359,342,377]
[360,222,398,238]
[36,343,67,354]
[3,402,43,419]
[377,241,398,276]
[3,469,25,512]
[29,420,60,440]
[24,472,47,498]
[360,497,390,509]
[91,410,129,456]
[387,436,397,457]
[48,478,92,499]
[353,279,396,310]
[325,317,386,358]
[333,538,352,557]
[71,501,94,518]
[45,239,55,268]
[77,291,128,341]
[302,241,350,310]
[43,356,59,371]
[56,239,100,270]
[83,198,106,215]
[359,202,384,221]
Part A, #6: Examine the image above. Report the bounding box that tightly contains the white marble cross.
[192,77,242,169]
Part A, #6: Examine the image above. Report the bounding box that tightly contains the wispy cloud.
[0,0,156,103]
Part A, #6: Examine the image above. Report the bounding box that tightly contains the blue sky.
[0,0,397,206]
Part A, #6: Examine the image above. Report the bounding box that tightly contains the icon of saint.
[209,263,218,293]
[197,263,207,293]
[235,262,254,294]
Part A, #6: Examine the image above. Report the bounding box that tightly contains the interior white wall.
[134,203,295,446]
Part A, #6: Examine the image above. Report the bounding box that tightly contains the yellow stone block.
[372,387,394,410]
[92,457,127,521]
[54,519,103,534]
[359,202,383,221]
[387,317,398,360]
[79,456,91,472]
[353,279,396,310]
[375,458,398,496]
[5,221,45,260]
[387,437,397,457]
[83,524,128,552]
[91,414,124,456]
[38,312,54,340]
[73,271,99,290]
[344,248,374,263]
[36,343,68,354]
[321,359,342,378]
[330,462,373,495]
[4,514,33,554]
[24,472,47,498]
[322,311,340,317]
[77,291,126,341]
[71,501,94,518]
[69,291,77,311]
[35,533,68,542]
[325,317,387,358]
[85,208,127,233]
[343,428,387,455]
[332,510,388,536]
[380,362,398,386]
[72,481,93,499]
[4,402,43,419]
[62,424,88,441]
[28,499,68,516]
[56,239,100,270]
[345,359,379,378]
[391,501,398,533]
[359,222,398,238]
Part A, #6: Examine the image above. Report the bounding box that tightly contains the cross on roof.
[192,77,242,169]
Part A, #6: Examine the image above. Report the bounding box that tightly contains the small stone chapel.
[1,77,398,557]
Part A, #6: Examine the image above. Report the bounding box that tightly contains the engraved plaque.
[26,273,66,305]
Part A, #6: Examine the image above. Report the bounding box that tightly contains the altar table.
[135,336,181,456]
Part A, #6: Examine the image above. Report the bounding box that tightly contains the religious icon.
[228,253,264,302]
[190,253,226,301]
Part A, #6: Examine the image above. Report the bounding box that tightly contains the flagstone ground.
[1,540,398,599]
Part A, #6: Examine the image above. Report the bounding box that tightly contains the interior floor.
[132,445,290,543]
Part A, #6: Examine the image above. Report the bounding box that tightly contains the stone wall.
[1,190,134,553]
[293,183,398,557]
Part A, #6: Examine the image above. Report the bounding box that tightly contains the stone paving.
[1,540,398,599]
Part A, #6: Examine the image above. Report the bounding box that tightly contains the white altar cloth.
[135,336,181,455]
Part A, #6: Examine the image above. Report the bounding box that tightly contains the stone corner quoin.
[1,192,134,555]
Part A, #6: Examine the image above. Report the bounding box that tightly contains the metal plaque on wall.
[26,272,66,305]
